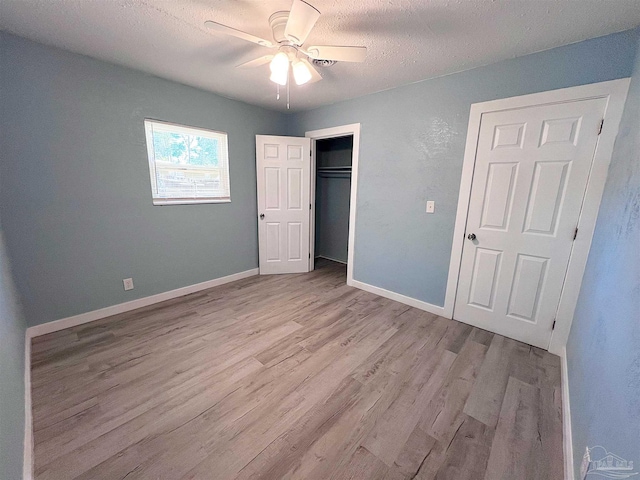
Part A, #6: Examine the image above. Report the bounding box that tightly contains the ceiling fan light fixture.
[206,0,367,102]
[292,59,312,85]
[270,70,288,86]
[269,52,290,85]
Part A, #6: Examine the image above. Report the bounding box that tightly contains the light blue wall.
[0,228,26,478]
[567,32,640,477]
[0,33,288,327]
[288,29,639,306]
[0,35,27,479]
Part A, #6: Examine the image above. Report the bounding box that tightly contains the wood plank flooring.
[30,260,563,479]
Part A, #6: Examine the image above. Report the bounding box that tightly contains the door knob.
[259,213,265,220]
[467,233,477,240]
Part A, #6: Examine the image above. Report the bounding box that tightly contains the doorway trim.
[443,79,630,354]
[305,123,361,285]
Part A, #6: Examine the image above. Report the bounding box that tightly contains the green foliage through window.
[152,131,219,166]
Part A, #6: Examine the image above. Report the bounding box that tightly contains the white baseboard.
[561,347,575,480]
[23,332,33,480]
[349,279,446,317]
[315,255,347,265]
[26,268,259,338]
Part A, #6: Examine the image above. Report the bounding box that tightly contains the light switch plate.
[123,278,134,291]
[426,201,435,213]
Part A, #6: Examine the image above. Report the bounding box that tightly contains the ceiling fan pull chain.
[287,71,290,110]
[276,83,280,100]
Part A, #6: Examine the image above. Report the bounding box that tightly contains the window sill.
[152,198,231,206]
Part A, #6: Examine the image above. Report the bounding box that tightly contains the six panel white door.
[454,98,607,348]
[256,135,311,275]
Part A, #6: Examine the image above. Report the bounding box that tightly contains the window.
[144,120,230,205]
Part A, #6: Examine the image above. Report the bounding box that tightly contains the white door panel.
[256,135,311,274]
[454,98,607,348]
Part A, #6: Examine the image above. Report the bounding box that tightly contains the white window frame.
[144,119,231,205]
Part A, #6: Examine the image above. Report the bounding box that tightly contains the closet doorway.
[313,135,352,266]
[306,124,361,282]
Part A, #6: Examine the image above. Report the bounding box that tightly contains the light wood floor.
[30,260,563,479]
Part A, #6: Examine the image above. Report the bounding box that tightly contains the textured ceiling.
[1,0,640,112]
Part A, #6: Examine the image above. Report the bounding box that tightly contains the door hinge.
[573,227,579,241]
[552,320,556,330]
[598,119,604,135]
[310,203,312,210]
[310,150,312,157]
[309,253,311,259]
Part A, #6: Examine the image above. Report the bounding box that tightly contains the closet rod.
[317,172,351,178]
[317,166,351,172]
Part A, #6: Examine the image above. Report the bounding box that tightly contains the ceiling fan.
[204,0,367,89]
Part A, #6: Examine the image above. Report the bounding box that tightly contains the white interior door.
[256,135,311,275]
[454,97,607,348]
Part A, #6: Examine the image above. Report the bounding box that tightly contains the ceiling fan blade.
[305,45,367,63]
[204,21,274,48]
[284,0,320,45]
[300,58,322,83]
[236,55,274,68]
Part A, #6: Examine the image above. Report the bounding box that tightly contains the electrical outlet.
[426,201,435,213]
[123,278,134,291]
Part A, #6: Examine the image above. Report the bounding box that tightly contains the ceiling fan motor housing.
[269,12,290,44]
